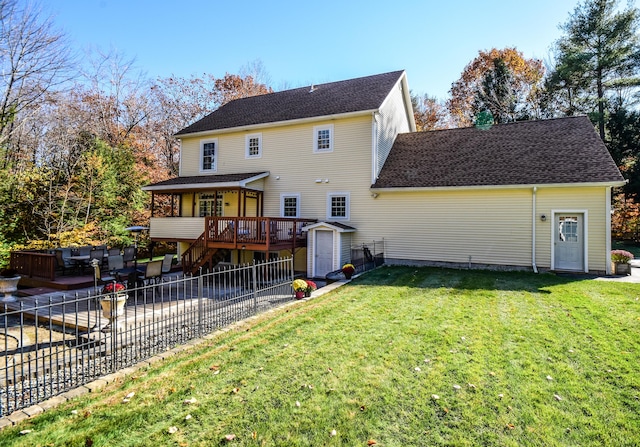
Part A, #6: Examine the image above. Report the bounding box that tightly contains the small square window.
[313,124,333,153]
[327,193,349,220]
[281,194,300,218]
[245,133,262,158]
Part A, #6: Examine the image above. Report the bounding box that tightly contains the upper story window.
[200,138,217,172]
[281,194,300,218]
[327,192,349,220]
[313,124,334,153]
[245,133,262,159]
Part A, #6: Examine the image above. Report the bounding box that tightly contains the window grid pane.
[331,196,346,217]
[317,129,331,150]
[283,197,297,217]
[248,137,260,156]
[203,142,215,170]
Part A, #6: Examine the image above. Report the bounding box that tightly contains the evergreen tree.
[549,0,640,139]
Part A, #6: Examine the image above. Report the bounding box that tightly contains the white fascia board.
[377,71,416,133]
[142,172,270,192]
[371,180,628,193]
[175,110,377,139]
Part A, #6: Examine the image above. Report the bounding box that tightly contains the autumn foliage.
[447,48,545,127]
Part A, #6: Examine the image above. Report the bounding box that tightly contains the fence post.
[252,261,258,314]
[198,267,203,338]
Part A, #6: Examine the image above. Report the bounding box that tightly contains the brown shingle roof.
[372,116,624,189]
[175,71,405,136]
[143,172,268,191]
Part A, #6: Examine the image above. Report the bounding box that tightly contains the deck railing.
[205,217,316,249]
[9,251,56,280]
[0,257,295,418]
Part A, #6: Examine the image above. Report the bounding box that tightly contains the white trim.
[245,133,262,159]
[199,138,218,173]
[280,193,300,218]
[550,209,588,272]
[178,139,183,176]
[313,124,334,153]
[326,192,350,220]
[606,187,612,275]
[372,181,627,192]
[175,109,376,138]
[142,172,270,191]
[371,112,378,184]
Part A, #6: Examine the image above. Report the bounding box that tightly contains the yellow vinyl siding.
[358,189,533,267]
[353,186,610,272]
[178,116,373,219]
[535,186,608,272]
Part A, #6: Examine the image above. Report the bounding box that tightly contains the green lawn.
[3,267,640,446]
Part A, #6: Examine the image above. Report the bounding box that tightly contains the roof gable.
[373,116,625,189]
[176,71,405,136]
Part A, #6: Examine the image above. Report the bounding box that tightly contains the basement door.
[314,230,334,278]
[554,214,585,271]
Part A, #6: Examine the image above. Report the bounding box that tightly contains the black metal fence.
[350,240,385,274]
[0,257,295,418]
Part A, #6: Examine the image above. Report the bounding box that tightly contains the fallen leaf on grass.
[367,440,377,445]
[168,426,178,434]
[295,401,301,407]
[19,430,32,435]
[554,394,563,401]
[414,367,421,372]
[224,434,236,442]
[209,365,220,371]
[453,384,461,390]
[546,375,553,381]
[185,414,192,421]
[183,398,197,404]
[506,423,515,430]
[330,429,337,437]
[431,394,440,400]
[231,388,240,394]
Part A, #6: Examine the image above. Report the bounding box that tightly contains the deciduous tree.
[447,48,545,127]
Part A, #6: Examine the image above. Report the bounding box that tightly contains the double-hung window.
[245,133,262,159]
[281,194,300,218]
[313,124,333,153]
[327,192,349,220]
[201,139,217,172]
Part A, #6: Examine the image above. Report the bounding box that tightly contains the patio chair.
[108,247,121,256]
[141,260,163,286]
[161,253,175,274]
[107,255,124,273]
[89,248,104,268]
[123,246,136,267]
[78,245,92,256]
[54,249,74,275]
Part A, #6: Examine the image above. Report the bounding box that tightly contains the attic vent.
[309,85,316,93]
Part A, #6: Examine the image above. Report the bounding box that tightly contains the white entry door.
[314,230,334,278]
[554,214,585,271]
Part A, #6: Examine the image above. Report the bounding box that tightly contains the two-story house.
[144,70,625,277]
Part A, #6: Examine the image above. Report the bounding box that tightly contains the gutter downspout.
[532,186,538,273]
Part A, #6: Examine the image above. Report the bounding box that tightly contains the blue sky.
[46,0,637,100]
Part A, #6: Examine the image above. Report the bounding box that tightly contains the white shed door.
[314,230,334,278]
[554,214,584,271]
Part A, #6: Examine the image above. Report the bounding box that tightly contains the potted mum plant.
[304,280,317,297]
[342,263,355,280]
[100,282,127,331]
[292,279,308,299]
[611,249,634,275]
[0,268,21,302]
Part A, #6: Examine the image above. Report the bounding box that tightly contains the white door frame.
[313,230,335,278]
[550,209,588,272]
